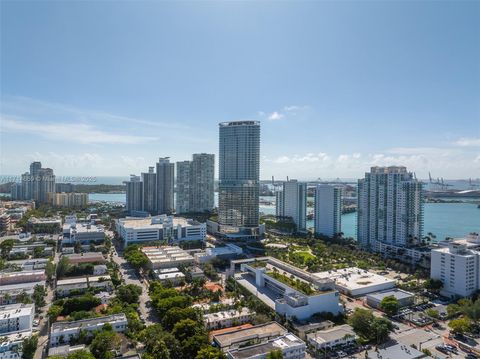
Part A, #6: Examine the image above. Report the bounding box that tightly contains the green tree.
[162,307,200,331]
[66,350,96,359]
[48,305,63,323]
[33,284,46,308]
[349,308,374,339]
[371,317,394,344]
[379,296,399,316]
[22,335,38,359]
[56,256,71,278]
[195,346,227,359]
[266,349,284,359]
[45,259,56,281]
[117,284,142,304]
[423,278,443,294]
[448,317,472,334]
[90,330,121,359]
[0,239,15,259]
[426,309,439,319]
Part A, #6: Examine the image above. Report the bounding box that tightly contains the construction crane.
[428,172,452,190]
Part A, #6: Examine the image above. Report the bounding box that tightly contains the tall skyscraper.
[156,157,174,214]
[357,166,423,249]
[275,180,307,232]
[175,161,191,214]
[125,175,143,215]
[20,162,55,203]
[176,154,215,214]
[314,185,342,237]
[218,121,260,228]
[141,167,157,215]
[190,153,215,212]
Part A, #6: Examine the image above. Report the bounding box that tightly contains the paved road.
[34,251,60,359]
[110,248,158,325]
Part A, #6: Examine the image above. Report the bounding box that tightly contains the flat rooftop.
[365,343,425,359]
[228,333,303,359]
[367,288,414,301]
[0,281,45,294]
[213,322,286,348]
[0,303,34,318]
[313,267,395,290]
[204,308,251,322]
[118,216,198,229]
[307,324,356,344]
[51,314,126,333]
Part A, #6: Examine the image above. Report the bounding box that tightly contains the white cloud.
[260,104,309,122]
[454,138,480,147]
[263,147,480,179]
[1,116,158,145]
[268,111,284,121]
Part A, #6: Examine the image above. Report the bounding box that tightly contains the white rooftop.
[0,303,34,319]
[313,267,395,291]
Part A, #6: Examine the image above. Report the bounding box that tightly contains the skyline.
[1,1,479,179]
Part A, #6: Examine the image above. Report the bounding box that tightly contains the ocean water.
[90,193,480,241]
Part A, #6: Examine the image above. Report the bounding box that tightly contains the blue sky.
[1,1,479,179]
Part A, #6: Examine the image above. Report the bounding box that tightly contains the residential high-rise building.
[156,158,175,214]
[125,175,143,215]
[218,121,260,229]
[142,167,157,215]
[275,180,307,232]
[20,162,55,204]
[431,241,480,298]
[190,153,215,212]
[314,185,342,237]
[176,161,191,214]
[357,166,423,250]
[176,154,215,214]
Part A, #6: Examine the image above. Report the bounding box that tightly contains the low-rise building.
[0,303,34,335]
[93,265,107,275]
[365,343,427,359]
[306,324,357,351]
[49,314,127,346]
[62,222,105,245]
[56,275,112,297]
[64,252,106,265]
[291,320,334,341]
[153,268,186,285]
[313,267,396,297]
[213,322,288,351]
[94,292,114,305]
[56,277,89,297]
[0,330,32,359]
[88,275,113,292]
[204,308,253,330]
[366,289,415,309]
[0,270,46,285]
[237,258,343,320]
[0,282,45,305]
[141,246,194,269]
[226,333,306,359]
[48,344,86,358]
[195,243,243,264]
[27,217,62,233]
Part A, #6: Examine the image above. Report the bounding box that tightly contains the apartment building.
[276,180,307,232]
[204,308,253,330]
[431,242,480,298]
[314,185,342,237]
[0,303,34,335]
[49,314,127,346]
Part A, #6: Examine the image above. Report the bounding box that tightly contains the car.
[432,322,441,328]
[466,354,479,359]
[435,345,449,354]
